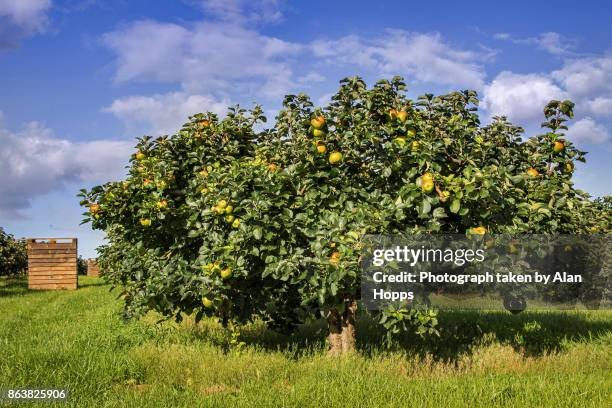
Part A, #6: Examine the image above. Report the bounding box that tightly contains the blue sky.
[1,0,611,258]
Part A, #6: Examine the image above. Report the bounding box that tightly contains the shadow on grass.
[217,309,612,360]
[78,280,109,289]
[0,276,28,297]
[6,273,607,361]
[0,276,108,296]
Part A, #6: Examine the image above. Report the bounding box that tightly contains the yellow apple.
[394,137,407,147]
[421,180,434,193]
[202,296,213,308]
[311,116,325,129]
[312,129,326,137]
[471,226,487,235]
[329,151,343,164]
[527,168,539,177]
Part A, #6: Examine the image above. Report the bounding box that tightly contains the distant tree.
[0,228,27,276]
[77,256,88,275]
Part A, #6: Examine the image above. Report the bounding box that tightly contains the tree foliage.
[0,227,27,276]
[77,256,88,276]
[80,77,609,349]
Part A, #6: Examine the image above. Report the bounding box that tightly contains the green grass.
[1,276,611,407]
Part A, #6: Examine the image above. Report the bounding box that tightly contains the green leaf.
[432,207,447,218]
[450,199,461,214]
[419,200,431,215]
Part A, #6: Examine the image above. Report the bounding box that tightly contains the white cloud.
[70,140,133,181]
[481,55,612,146]
[103,20,191,83]
[0,0,50,27]
[488,35,612,132]
[311,35,377,66]
[585,97,612,117]
[494,31,575,56]
[103,21,489,103]
[103,92,230,136]
[481,71,568,121]
[535,32,573,56]
[0,0,51,47]
[102,4,497,135]
[198,0,283,24]
[566,117,611,144]
[552,56,612,97]
[297,72,325,85]
[102,20,301,99]
[311,31,487,90]
[494,33,510,40]
[316,92,334,107]
[102,14,611,146]
[0,113,132,217]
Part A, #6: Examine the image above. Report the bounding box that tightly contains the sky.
[1,0,611,258]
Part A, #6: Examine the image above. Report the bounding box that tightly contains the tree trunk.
[327,309,343,356]
[327,297,357,356]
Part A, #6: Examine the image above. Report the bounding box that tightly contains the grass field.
[1,276,611,407]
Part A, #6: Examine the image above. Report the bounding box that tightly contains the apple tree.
[80,77,607,354]
[0,227,27,276]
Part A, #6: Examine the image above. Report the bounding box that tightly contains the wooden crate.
[27,238,78,290]
[87,258,100,277]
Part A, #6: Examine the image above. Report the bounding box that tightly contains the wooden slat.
[28,249,76,255]
[28,264,76,269]
[87,259,100,277]
[28,266,76,272]
[28,273,77,278]
[28,261,76,267]
[29,277,77,282]
[28,258,78,266]
[28,271,75,276]
[29,262,76,267]
[27,243,77,250]
[29,270,76,274]
[27,242,76,246]
[29,265,76,271]
[28,259,76,264]
[28,266,77,272]
[28,253,78,259]
[29,284,77,290]
[29,281,77,285]
[29,255,77,260]
[28,279,78,284]
[29,280,77,285]
[27,238,78,291]
[29,273,76,278]
[27,246,76,252]
[28,262,75,267]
